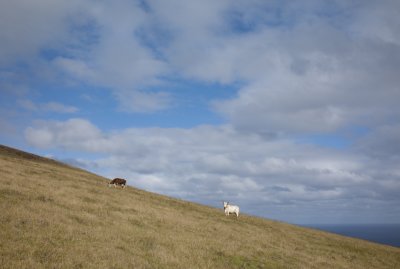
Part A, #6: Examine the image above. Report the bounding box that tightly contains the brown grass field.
[0,144,399,268]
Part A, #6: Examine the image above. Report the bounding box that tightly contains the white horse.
[223,201,239,218]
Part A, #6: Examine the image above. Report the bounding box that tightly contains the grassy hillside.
[0,144,399,269]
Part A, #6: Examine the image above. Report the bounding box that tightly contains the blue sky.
[1,0,400,224]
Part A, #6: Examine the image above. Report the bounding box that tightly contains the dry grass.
[0,144,399,268]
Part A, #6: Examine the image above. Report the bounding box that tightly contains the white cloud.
[3,0,400,120]
[25,118,102,150]
[115,90,172,113]
[65,1,169,110]
[53,58,95,81]
[43,102,79,113]
[138,0,400,133]
[25,128,54,149]
[18,99,37,111]
[355,124,400,158]
[2,0,168,113]
[0,0,83,65]
[18,99,78,114]
[351,0,400,45]
[211,16,400,133]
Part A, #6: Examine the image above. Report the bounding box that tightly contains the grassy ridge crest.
[0,144,399,268]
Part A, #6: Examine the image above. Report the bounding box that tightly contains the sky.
[1,0,400,225]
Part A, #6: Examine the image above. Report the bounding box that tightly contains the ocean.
[305,224,400,248]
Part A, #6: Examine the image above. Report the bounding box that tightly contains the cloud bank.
[25,118,400,224]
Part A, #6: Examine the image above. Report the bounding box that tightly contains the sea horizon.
[302,223,400,248]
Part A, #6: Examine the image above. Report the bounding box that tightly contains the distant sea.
[303,224,400,248]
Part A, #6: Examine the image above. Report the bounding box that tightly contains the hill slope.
[0,144,399,269]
